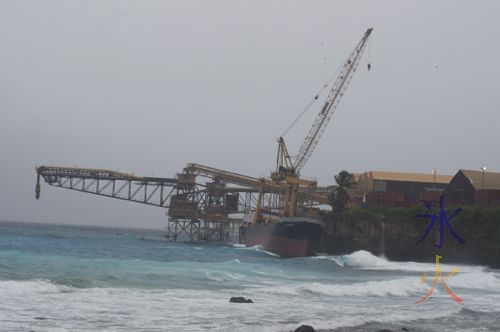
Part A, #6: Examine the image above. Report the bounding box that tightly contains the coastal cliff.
[322,207,500,268]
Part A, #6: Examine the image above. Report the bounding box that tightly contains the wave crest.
[446,271,500,289]
[318,250,488,274]
[0,279,73,295]
[234,245,280,257]
[264,278,428,297]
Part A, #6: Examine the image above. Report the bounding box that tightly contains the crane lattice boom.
[293,28,373,174]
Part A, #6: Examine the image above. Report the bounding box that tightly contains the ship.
[239,216,324,258]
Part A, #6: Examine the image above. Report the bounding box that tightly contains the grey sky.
[1,0,499,229]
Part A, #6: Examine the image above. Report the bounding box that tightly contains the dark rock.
[34,317,48,320]
[229,296,253,303]
[401,328,409,331]
[295,325,315,332]
[376,330,393,332]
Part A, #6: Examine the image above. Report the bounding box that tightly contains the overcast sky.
[1,0,499,229]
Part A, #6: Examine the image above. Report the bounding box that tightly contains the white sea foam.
[317,250,487,274]
[446,271,500,290]
[260,278,432,297]
[0,277,497,332]
[234,245,280,257]
[299,304,463,331]
[0,279,73,295]
[205,270,247,282]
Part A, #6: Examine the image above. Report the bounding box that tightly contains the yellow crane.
[269,28,373,218]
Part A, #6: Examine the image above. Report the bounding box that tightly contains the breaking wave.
[446,271,500,289]
[233,245,280,257]
[205,270,247,282]
[300,305,463,331]
[0,279,74,295]
[317,250,487,273]
[262,278,430,297]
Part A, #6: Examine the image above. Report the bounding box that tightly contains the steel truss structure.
[35,166,177,207]
[36,165,315,243]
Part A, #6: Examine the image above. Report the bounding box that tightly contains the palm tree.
[328,170,355,212]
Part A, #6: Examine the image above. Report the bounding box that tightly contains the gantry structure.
[36,164,329,242]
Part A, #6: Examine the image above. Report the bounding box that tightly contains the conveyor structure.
[36,165,328,242]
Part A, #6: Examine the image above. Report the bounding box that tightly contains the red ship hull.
[239,218,323,258]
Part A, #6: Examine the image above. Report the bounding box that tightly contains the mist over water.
[1,221,499,331]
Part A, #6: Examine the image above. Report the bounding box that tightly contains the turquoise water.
[1,221,499,331]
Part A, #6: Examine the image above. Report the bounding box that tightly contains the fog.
[1,0,499,228]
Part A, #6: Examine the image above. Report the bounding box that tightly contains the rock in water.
[229,297,253,303]
[295,325,315,332]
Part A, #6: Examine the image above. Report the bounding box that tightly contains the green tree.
[328,170,355,212]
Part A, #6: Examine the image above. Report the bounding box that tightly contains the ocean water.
[0,221,499,332]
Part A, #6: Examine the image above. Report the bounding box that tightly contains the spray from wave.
[0,279,74,295]
[260,278,430,297]
[233,245,280,257]
[317,250,488,273]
